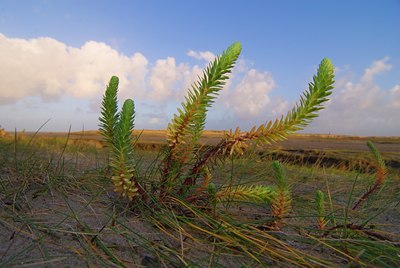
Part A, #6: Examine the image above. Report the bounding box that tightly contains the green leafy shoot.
[215,185,275,205]
[272,160,288,190]
[114,99,135,164]
[162,42,242,191]
[167,42,241,151]
[225,58,335,155]
[367,140,385,170]
[271,161,291,226]
[99,77,139,200]
[99,76,119,147]
[188,58,335,185]
[315,190,327,230]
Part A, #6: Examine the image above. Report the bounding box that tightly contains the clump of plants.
[99,42,334,225]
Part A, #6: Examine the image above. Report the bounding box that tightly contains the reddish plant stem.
[352,166,386,210]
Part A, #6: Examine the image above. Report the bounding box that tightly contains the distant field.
[11,130,400,170]
[17,130,400,150]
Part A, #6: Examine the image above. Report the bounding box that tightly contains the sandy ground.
[1,132,399,267]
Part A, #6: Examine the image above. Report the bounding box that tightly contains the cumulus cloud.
[390,84,400,108]
[0,34,149,104]
[149,57,184,100]
[0,33,278,120]
[225,69,276,119]
[187,50,215,62]
[0,33,207,104]
[361,57,391,82]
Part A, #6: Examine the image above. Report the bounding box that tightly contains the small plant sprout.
[271,161,292,228]
[99,77,142,200]
[315,190,328,230]
[352,141,388,210]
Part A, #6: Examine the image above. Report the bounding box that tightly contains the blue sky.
[0,0,399,135]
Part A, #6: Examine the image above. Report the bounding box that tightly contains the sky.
[0,0,399,136]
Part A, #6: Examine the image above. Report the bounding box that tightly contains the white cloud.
[391,85,400,94]
[390,84,400,108]
[148,58,212,102]
[0,33,239,110]
[270,97,290,116]
[226,69,276,119]
[180,64,204,95]
[149,117,162,125]
[361,57,391,83]
[0,33,149,104]
[149,57,183,100]
[187,50,215,62]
